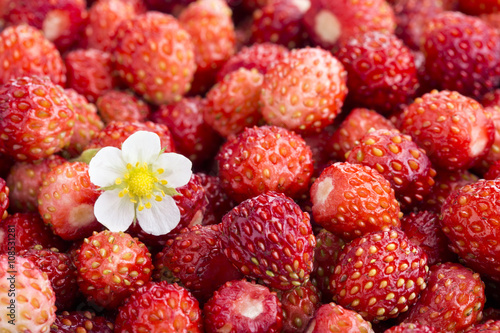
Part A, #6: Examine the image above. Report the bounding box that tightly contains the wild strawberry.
[96,90,150,124]
[260,47,348,133]
[345,129,436,211]
[113,12,196,105]
[401,262,485,332]
[84,0,146,52]
[216,42,289,81]
[310,162,401,240]
[441,178,500,283]
[473,91,500,173]
[50,311,114,332]
[154,224,243,303]
[65,49,118,103]
[196,173,235,225]
[399,90,495,171]
[75,230,153,309]
[115,281,203,332]
[400,211,456,266]
[0,212,69,253]
[335,31,419,115]
[203,279,283,333]
[0,255,57,331]
[385,322,438,333]
[37,161,102,241]
[458,0,500,15]
[0,178,8,220]
[328,108,396,162]
[0,75,76,161]
[422,11,500,99]
[485,160,500,179]
[303,0,396,52]
[331,228,429,322]
[62,89,104,158]
[305,302,375,333]
[279,281,322,333]
[466,320,500,332]
[0,24,66,86]
[6,155,66,212]
[221,191,316,290]
[20,245,79,310]
[217,125,314,202]
[150,97,223,171]
[250,0,307,49]
[203,68,264,138]
[86,120,176,153]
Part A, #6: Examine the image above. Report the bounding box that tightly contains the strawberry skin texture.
[330,228,429,322]
[306,302,375,333]
[220,191,316,291]
[217,125,314,203]
[51,310,114,332]
[385,322,438,333]
[399,90,495,171]
[260,47,348,133]
[441,178,500,283]
[0,76,76,161]
[402,262,485,332]
[113,12,196,105]
[278,281,322,333]
[96,90,150,124]
[310,162,401,241]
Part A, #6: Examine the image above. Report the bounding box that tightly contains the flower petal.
[154,153,193,188]
[94,189,135,232]
[88,147,127,187]
[137,195,180,236]
[121,131,161,165]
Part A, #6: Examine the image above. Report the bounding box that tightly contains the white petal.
[121,131,161,165]
[154,153,193,188]
[94,190,135,232]
[88,147,127,187]
[137,195,180,236]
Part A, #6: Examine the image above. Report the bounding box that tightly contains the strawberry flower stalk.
[88,131,193,235]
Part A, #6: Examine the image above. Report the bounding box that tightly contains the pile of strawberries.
[2,0,500,331]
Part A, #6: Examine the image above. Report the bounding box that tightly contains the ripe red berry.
[50,311,114,333]
[305,302,375,333]
[0,178,8,220]
[279,281,322,333]
[96,90,150,124]
[385,322,438,333]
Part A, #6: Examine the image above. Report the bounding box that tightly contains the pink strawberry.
[305,302,375,332]
[203,279,283,333]
[385,322,438,333]
[279,281,322,333]
[50,311,114,332]
[220,191,316,290]
[96,90,150,124]
[75,230,153,309]
[0,178,8,220]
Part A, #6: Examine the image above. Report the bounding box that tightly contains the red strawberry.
[399,90,495,171]
[203,68,264,138]
[401,262,485,332]
[115,281,203,332]
[0,24,66,86]
[260,47,348,133]
[466,320,500,332]
[400,211,456,266]
[485,160,500,179]
[203,279,283,333]
[62,89,104,158]
[279,281,322,333]
[0,75,75,161]
[331,228,429,322]
[150,97,223,171]
[345,128,436,210]
[75,230,153,309]
[20,245,79,310]
[196,173,235,225]
[0,178,8,220]
[113,12,196,105]
[6,155,66,212]
[305,302,375,333]
[421,11,500,99]
[65,48,118,103]
[0,212,69,253]
[154,224,243,303]
[5,0,87,52]
[217,125,314,202]
[38,161,102,241]
[50,311,114,332]
[303,0,395,52]
[335,31,419,115]
[220,191,316,290]
[216,42,289,81]
[0,255,57,331]
[96,90,150,124]
[473,91,500,173]
[328,108,396,162]
[458,0,500,15]
[384,322,438,333]
[441,178,500,283]
[250,0,307,49]
[310,162,401,240]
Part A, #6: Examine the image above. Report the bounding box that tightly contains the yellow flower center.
[128,168,154,197]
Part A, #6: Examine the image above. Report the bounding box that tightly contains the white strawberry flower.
[88,131,192,236]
